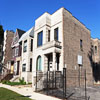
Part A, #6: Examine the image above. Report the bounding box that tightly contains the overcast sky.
[0,0,100,38]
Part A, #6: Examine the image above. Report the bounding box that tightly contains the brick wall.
[63,8,93,86]
[4,31,14,64]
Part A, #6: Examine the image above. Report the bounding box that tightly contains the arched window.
[36,56,42,71]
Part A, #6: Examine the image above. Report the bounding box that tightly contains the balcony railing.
[42,40,62,50]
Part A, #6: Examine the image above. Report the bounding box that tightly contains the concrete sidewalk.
[0,83,61,100]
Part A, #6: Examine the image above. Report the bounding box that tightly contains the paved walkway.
[0,83,61,100]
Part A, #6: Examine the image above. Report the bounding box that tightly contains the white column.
[53,52,56,71]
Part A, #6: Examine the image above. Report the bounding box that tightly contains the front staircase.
[0,64,13,82]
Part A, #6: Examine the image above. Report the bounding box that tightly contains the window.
[23,40,27,52]
[15,48,19,56]
[30,39,33,51]
[14,37,17,43]
[37,31,43,47]
[30,58,32,72]
[95,46,97,53]
[36,56,42,71]
[48,30,50,42]
[22,64,26,72]
[54,28,59,41]
[80,39,83,51]
[91,45,94,55]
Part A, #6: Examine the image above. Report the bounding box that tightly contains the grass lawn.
[0,87,32,100]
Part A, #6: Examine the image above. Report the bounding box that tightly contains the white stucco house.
[32,8,64,90]
[19,27,34,83]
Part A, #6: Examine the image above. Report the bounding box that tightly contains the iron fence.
[35,68,89,100]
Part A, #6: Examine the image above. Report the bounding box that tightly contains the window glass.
[23,40,27,52]
[48,30,50,42]
[31,39,33,51]
[80,39,83,51]
[15,48,19,56]
[54,28,58,41]
[95,46,97,53]
[22,64,26,72]
[37,31,43,47]
[36,56,42,71]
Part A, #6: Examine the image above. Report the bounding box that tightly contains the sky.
[0,0,100,38]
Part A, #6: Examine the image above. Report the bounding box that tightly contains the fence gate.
[66,68,87,100]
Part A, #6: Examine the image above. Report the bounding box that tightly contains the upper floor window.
[14,37,18,43]
[95,46,97,54]
[54,28,59,41]
[80,39,83,51]
[91,45,94,55]
[15,48,19,56]
[37,31,43,47]
[23,40,27,52]
[48,30,50,42]
[30,39,33,51]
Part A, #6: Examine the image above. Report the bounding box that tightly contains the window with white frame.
[23,40,27,52]
[22,64,26,72]
[15,48,19,56]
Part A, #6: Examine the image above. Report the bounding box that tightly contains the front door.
[48,53,52,71]
[17,61,20,75]
[56,53,60,71]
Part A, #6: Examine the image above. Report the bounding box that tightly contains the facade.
[0,43,3,73]
[91,38,100,63]
[91,38,100,84]
[32,7,93,90]
[11,29,25,76]
[2,30,14,70]
[19,27,34,83]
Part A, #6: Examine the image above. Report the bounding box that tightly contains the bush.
[1,79,26,86]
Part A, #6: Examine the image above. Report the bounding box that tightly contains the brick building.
[3,30,14,69]
[32,7,93,90]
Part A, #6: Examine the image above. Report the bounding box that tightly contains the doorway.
[16,61,20,75]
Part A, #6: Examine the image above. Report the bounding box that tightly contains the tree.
[0,25,4,44]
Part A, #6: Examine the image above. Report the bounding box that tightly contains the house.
[91,38,100,63]
[0,43,3,73]
[91,38,100,84]
[2,30,14,70]
[32,7,93,90]
[19,27,34,83]
[0,25,4,73]
[11,29,25,76]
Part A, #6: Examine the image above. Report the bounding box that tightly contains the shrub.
[1,79,26,86]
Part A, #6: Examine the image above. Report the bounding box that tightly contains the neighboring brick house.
[2,30,14,70]
[91,38,100,84]
[0,44,3,73]
[91,38,100,63]
[63,8,93,86]
[18,27,34,83]
[32,7,93,90]
[11,29,25,76]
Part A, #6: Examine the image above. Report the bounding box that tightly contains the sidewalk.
[0,83,61,100]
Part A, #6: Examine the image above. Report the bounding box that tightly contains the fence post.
[47,71,48,95]
[63,68,66,99]
[85,69,87,100]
